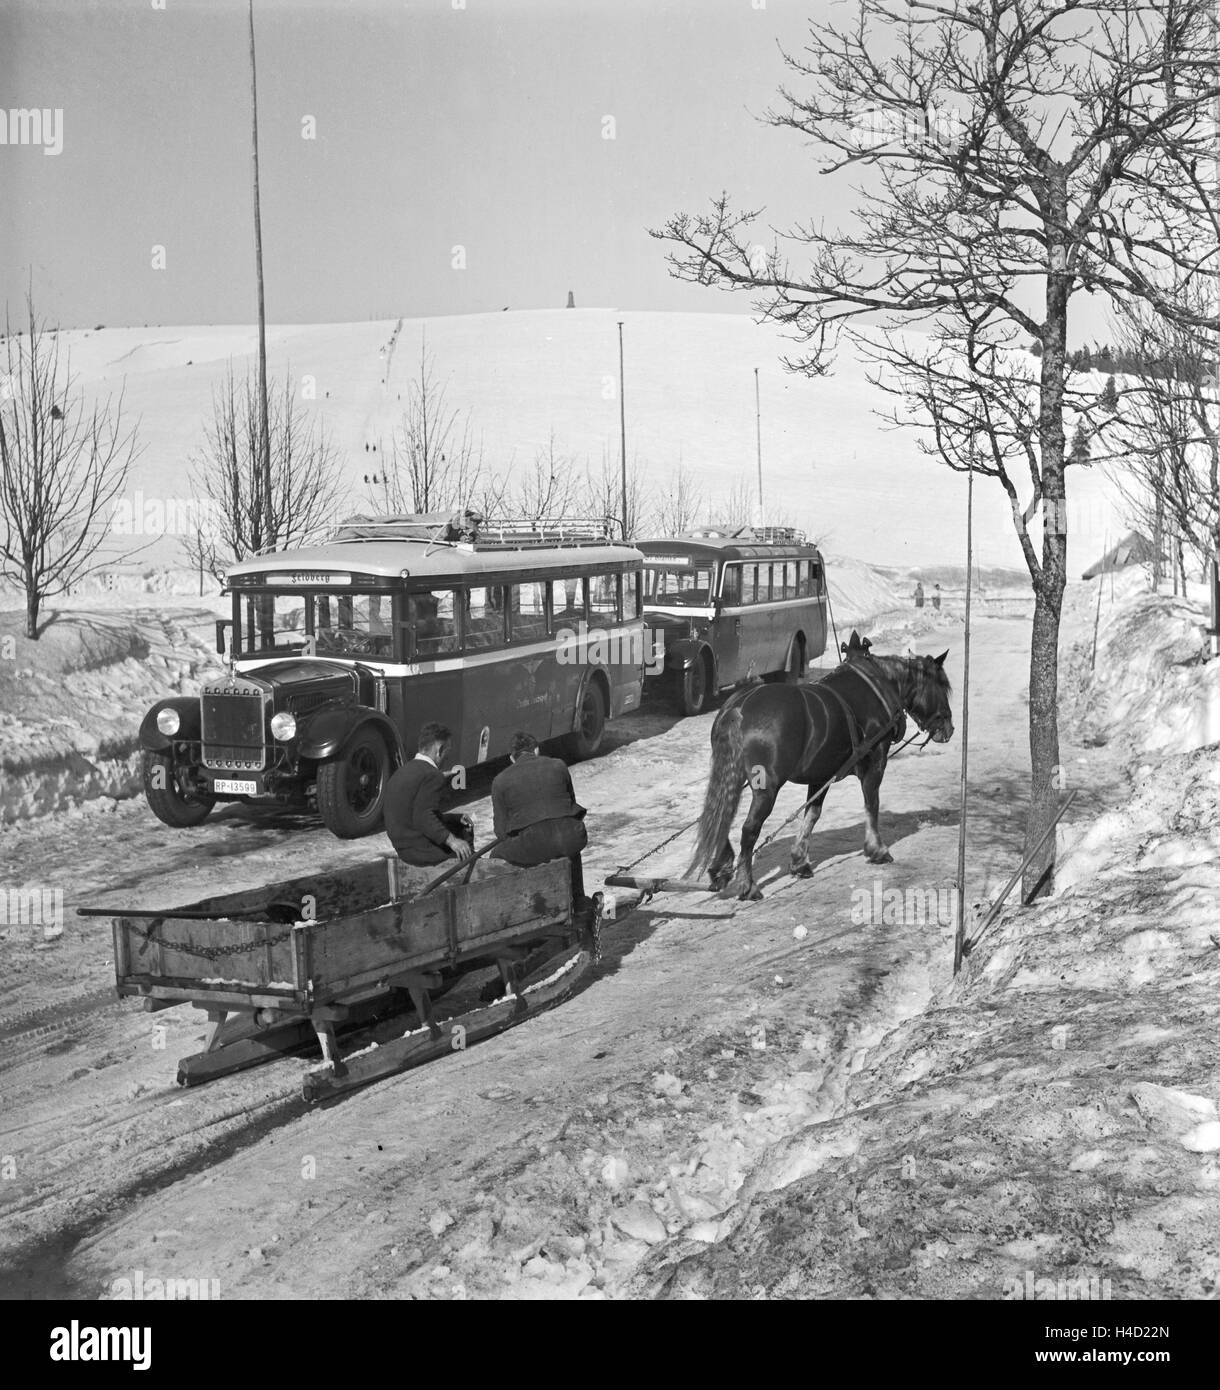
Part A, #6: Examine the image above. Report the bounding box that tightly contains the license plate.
[213,778,257,795]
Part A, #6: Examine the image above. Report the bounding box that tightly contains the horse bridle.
[839,652,947,742]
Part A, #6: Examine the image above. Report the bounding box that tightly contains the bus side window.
[589,573,617,621]
[551,577,584,630]
[623,571,641,620]
[811,561,822,595]
[720,565,741,606]
[465,586,505,649]
[783,562,797,599]
[796,562,811,598]
[510,581,548,642]
[739,566,753,605]
[410,589,459,657]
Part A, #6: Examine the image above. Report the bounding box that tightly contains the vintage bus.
[639,526,829,714]
[139,517,645,838]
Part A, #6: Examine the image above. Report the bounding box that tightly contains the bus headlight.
[156,708,180,736]
[270,712,297,742]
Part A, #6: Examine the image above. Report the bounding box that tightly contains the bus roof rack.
[682,524,808,544]
[329,513,626,549]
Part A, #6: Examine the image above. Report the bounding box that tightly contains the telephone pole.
[617,321,628,539]
[754,367,763,523]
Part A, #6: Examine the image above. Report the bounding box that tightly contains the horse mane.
[868,652,953,709]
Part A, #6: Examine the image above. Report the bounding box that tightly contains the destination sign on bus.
[263,572,353,585]
[644,555,691,566]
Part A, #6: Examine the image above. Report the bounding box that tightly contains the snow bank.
[1064,576,1218,756]
[0,606,224,824]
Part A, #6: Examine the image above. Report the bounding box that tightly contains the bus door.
[503,579,552,749]
[736,562,774,680]
[547,575,586,736]
[767,561,802,670]
[713,562,745,686]
[396,587,464,757]
[448,584,504,763]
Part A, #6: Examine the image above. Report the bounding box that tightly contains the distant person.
[913,581,925,609]
[490,731,589,907]
[932,583,942,611]
[383,722,473,867]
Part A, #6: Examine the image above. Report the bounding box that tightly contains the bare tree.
[586,446,652,539]
[186,366,344,577]
[710,477,757,531]
[1108,296,1217,588]
[371,338,489,516]
[511,431,584,523]
[653,0,1218,896]
[653,454,705,535]
[0,296,142,637]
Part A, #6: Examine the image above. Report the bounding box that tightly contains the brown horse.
[686,632,954,899]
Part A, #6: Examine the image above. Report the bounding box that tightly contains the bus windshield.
[644,564,715,607]
[238,591,394,657]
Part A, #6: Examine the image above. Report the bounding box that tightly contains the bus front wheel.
[143,751,215,828]
[565,682,606,761]
[681,654,711,715]
[316,730,391,838]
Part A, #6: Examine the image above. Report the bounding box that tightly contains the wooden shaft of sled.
[415,835,513,897]
[603,873,712,895]
[77,905,282,921]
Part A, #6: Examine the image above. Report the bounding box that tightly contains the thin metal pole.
[248,0,272,550]
[754,367,763,521]
[953,460,974,975]
[617,322,627,539]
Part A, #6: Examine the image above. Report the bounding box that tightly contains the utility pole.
[248,0,272,553]
[953,447,975,975]
[617,321,627,539]
[754,367,763,524]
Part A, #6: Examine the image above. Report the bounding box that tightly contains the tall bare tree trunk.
[249,0,272,554]
[1024,258,1070,901]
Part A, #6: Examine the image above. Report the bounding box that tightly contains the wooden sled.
[82,857,597,1101]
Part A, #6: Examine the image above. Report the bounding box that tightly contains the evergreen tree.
[1100,374,1119,411]
[1068,420,1091,466]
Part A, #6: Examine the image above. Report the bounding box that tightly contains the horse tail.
[685,703,747,878]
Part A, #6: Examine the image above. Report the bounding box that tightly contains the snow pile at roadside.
[0,608,224,823]
[615,586,1220,1298]
[1063,574,1218,755]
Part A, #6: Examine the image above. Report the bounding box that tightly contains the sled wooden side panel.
[115,915,302,993]
[303,860,572,998]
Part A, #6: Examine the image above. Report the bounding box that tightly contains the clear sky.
[2,0,1112,339]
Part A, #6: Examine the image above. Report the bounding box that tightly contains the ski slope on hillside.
[51,310,1127,573]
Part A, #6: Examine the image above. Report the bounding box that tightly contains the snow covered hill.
[19,310,1128,576]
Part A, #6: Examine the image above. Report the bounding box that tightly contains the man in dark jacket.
[383,722,474,866]
[490,731,588,903]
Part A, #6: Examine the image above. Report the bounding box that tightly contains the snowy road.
[0,610,1125,1298]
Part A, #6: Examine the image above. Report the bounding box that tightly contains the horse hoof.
[789,863,814,879]
[738,885,764,902]
[866,848,893,864]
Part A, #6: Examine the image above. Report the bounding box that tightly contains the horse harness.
[800,659,906,774]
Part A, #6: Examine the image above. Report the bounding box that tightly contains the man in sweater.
[489,731,589,905]
[383,721,474,866]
